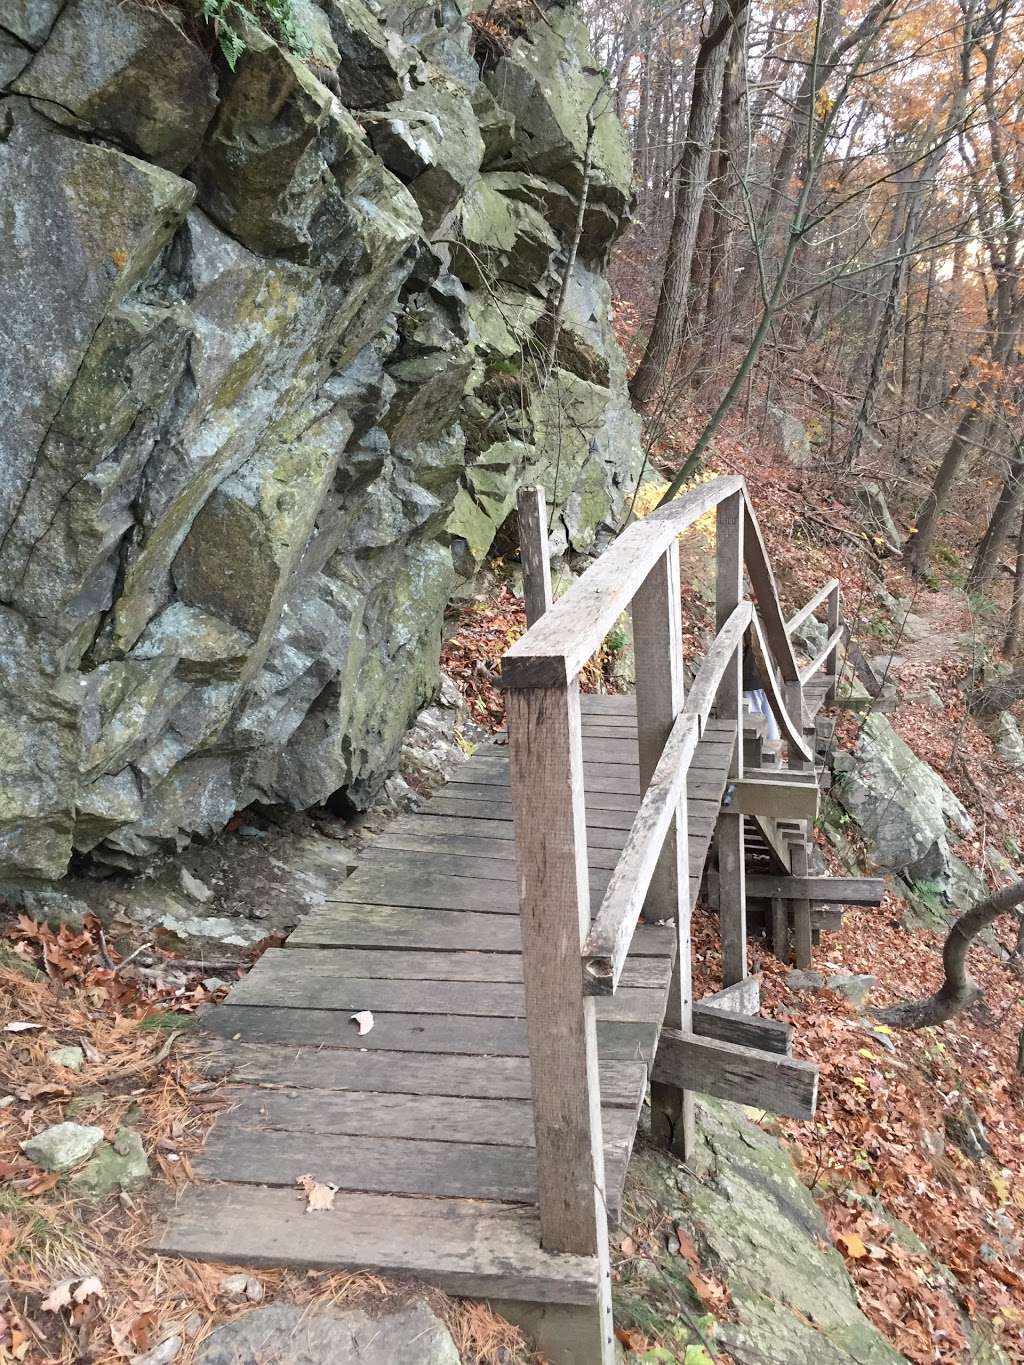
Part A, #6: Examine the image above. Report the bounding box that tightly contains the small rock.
[786,969,825,993]
[180,868,214,904]
[197,1301,460,1365]
[945,1097,991,1163]
[202,977,229,992]
[49,1045,85,1072]
[22,1122,104,1171]
[133,1334,182,1365]
[69,1127,150,1197]
[245,1277,264,1303]
[183,1311,204,1337]
[219,1274,250,1299]
[825,973,877,1008]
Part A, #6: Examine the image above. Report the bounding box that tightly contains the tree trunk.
[1003,509,1024,657]
[968,454,1024,591]
[629,0,741,407]
[872,880,1024,1029]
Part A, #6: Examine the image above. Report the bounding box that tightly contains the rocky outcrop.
[0,0,640,878]
[830,712,986,918]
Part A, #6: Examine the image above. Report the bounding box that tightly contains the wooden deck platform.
[155,695,736,1304]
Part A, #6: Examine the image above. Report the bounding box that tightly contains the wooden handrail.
[748,612,815,763]
[582,712,698,994]
[741,501,800,684]
[786,578,840,637]
[682,602,751,730]
[583,602,751,994]
[799,625,844,685]
[502,476,743,689]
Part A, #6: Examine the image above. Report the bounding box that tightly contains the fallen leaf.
[41,1282,74,1313]
[350,1010,374,1035]
[676,1226,700,1268]
[73,1277,105,1304]
[837,1231,869,1259]
[3,1022,41,1033]
[619,1235,636,1256]
[297,1173,337,1212]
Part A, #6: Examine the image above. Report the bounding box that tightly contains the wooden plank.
[435,787,640,817]
[700,975,761,1015]
[153,1185,602,1305]
[785,578,840,637]
[730,778,819,820]
[790,838,813,971]
[685,605,752,732]
[771,896,790,963]
[501,476,742,688]
[580,695,637,713]
[582,714,698,993]
[748,610,815,765]
[288,904,678,955]
[518,485,553,626]
[652,1029,818,1121]
[225,972,666,1025]
[462,757,644,793]
[693,1005,791,1055]
[742,499,800,683]
[207,1042,646,1107]
[353,845,614,894]
[715,490,746,990]
[505,677,610,1287]
[386,813,633,848]
[220,1086,640,1150]
[202,999,749,1058]
[239,947,673,991]
[744,874,884,904]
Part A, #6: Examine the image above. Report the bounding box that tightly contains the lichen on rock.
[0,0,641,880]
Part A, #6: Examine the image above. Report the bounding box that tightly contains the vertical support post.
[825,584,841,705]
[517,486,553,628]
[771,896,790,963]
[632,541,694,1158]
[790,836,813,969]
[716,490,746,987]
[506,678,614,1364]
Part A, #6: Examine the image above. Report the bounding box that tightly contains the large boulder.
[832,712,986,912]
[198,1300,459,1365]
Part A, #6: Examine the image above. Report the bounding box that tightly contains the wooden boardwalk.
[156,696,735,1289]
[155,478,880,1363]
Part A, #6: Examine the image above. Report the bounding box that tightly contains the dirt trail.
[889,588,973,669]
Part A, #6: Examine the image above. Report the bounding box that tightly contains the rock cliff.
[0,0,640,878]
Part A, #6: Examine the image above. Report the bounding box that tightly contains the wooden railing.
[501,478,838,1358]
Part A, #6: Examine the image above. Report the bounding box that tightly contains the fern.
[195,0,311,70]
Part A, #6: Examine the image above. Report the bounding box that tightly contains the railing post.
[632,540,694,1158]
[506,677,615,1364]
[825,583,841,705]
[517,485,553,627]
[716,490,746,987]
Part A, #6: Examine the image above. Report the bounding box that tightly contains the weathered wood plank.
[744,874,884,904]
[799,626,845,687]
[518,486,553,627]
[288,904,678,955]
[748,610,815,765]
[389,812,634,847]
[652,1029,818,1120]
[353,846,614,894]
[225,972,666,1025]
[730,778,819,820]
[207,1042,647,1107]
[153,1186,602,1305]
[505,677,610,1288]
[435,787,641,817]
[742,499,800,683]
[502,476,743,688]
[785,579,839,638]
[220,1086,640,1150]
[240,947,673,991]
[583,714,698,993]
[789,838,813,970]
[693,1005,791,1055]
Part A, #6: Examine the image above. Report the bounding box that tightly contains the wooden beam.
[692,1003,791,1054]
[505,677,613,1365]
[501,477,742,689]
[745,874,884,905]
[790,836,812,970]
[747,611,815,765]
[517,486,553,627]
[684,602,752,732]
[785,578,840,638]
[716,490,745,988]
[826,583,841,705]
[632,541,694,1159]
[652,1029,818,1121]
[741,500,800,683]
[729,778,819,820]
[582,713,698,993]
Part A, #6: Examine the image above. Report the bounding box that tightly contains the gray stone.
[825,973,877,1007]
[69,1126,150,1196]
[832,711,984,908]
[768,404,813,467]
[786,969,825,992]
[180,867,214,903]
[13,0,219,172]
[197,1301,460,1365]
[852,480,901,554]
[22,1122,104,1171]
[133,1337,182,1365]
[993,711,1024,777]
[2,0,63,46]
[49,1045,85,1071]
